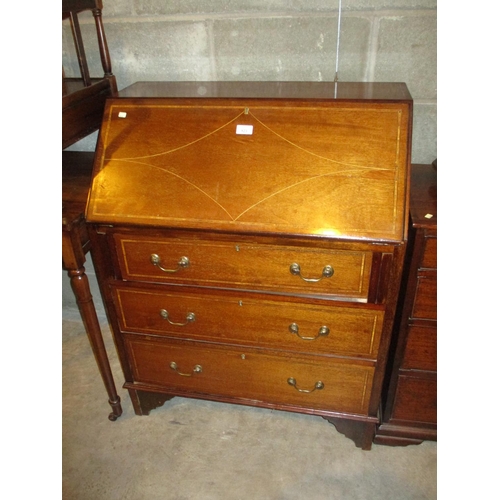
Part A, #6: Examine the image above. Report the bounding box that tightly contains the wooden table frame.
[63,151,122,421]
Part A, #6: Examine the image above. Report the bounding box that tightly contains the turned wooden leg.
[68,266,123,421]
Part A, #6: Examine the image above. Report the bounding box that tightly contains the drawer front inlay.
[114,235,372,300]
[113,286,384,358]
[125,336,374,415]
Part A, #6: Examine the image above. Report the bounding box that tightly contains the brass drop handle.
[289,263,334,282]
[159,309,196,326]
[287,378,324,393]
[150,254,190,273]
[289,323,330,340]
[170,361,202,377]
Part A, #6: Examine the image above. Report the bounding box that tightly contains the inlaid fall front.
[87,98,409,242]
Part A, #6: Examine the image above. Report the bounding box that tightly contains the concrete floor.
[62,318,437,500]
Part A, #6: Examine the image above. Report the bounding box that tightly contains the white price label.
[236,124,253,135]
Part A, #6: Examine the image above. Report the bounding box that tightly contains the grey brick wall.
[62,0,437,318]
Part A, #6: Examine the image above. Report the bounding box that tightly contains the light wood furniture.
[375,163,437,445]
[62,0,122,420]
[86,81,413,449]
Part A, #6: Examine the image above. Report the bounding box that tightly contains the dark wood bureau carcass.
[86,81,413,450]
[375,163,437,445]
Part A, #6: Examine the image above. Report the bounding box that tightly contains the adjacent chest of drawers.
[375,164,437,445]
[87,82,413,450]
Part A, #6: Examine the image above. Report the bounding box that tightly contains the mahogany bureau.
[375,163,437,445]
[86,81,413,450]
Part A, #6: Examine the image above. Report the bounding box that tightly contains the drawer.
[392,375,437,424]
[125,335,375,415]
[420,236,437,270]
[113,234,372,300]
[401,325,437,371]
[411,275,437,320]
[113,285,384,359]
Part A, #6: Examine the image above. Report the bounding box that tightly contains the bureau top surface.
[116,81,413,101]
[86,81,412,243]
